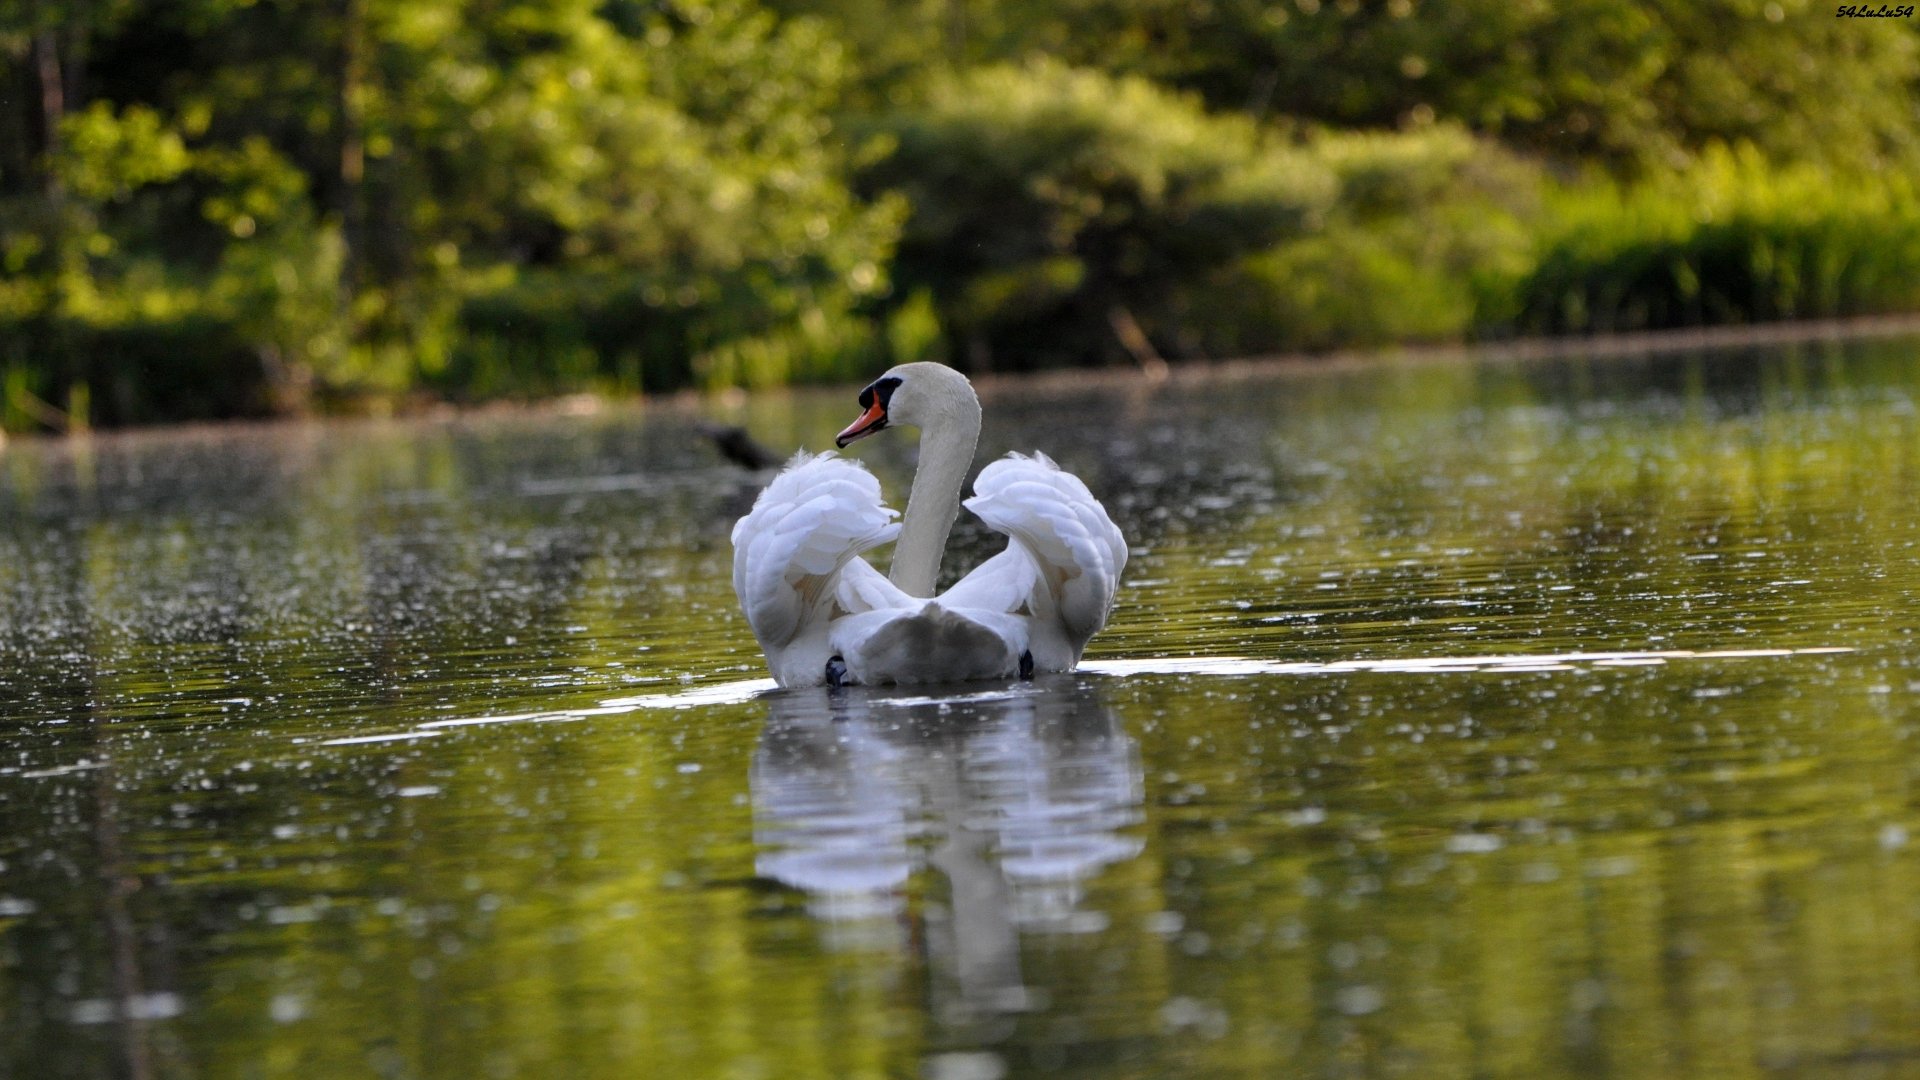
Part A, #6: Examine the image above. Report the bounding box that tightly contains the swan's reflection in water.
[752,679,1143,1026]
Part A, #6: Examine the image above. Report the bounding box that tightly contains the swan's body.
[731,363,1126,687]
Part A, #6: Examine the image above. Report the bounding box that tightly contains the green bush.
[860,59,1336,369]
[1188,124,1541,354]
[444,264,894,400]
[0,315,265,429]
[1505,145,1920,334]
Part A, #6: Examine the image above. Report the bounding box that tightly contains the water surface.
[3,339,1919,1079]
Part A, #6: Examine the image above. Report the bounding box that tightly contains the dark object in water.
[698,422,782,470]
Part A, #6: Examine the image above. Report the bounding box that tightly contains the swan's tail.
[835,602,1025,685]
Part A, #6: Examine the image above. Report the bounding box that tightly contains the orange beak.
[835,400,888,448]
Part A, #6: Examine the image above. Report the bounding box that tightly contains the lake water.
[3,338,1919,1079]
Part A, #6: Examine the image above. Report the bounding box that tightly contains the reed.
[1501,146,1920,335]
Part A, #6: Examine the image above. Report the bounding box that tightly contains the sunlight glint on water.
[1,338,1918,1079]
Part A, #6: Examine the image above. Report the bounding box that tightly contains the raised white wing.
[938,547,1038,613]
[834,555,915,615]
[731,452,900,653]
[962,452,1127,664]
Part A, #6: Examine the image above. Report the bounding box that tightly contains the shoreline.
[6,313,1920,445]
[968,312,1920,398]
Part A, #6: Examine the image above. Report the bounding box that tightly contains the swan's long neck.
[890,389,980,598]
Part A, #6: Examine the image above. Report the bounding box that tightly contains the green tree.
[434,0,903,391]
[824,0,1920,173]
[1,0,903,422]
[1268,0,1916,170]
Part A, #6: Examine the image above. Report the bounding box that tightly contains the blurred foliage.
[791,0,1920,173]
[2,0,1919,428]
[1505,145,1920,333]
[1190,123,1543,354]
[859,60,1336,369]
[1,0,899,426]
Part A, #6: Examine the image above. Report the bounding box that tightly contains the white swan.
[730,362,1127,687]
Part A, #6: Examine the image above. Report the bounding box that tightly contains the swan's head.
[835,362,978,448]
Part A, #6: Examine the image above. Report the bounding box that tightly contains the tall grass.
[1500,146,1920,335]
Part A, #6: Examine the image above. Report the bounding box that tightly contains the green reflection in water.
[1,338,1918,1078]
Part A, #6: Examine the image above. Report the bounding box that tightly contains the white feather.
[731,371,1127,687]
[731,453,900,685]
[964,452,1128,668]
